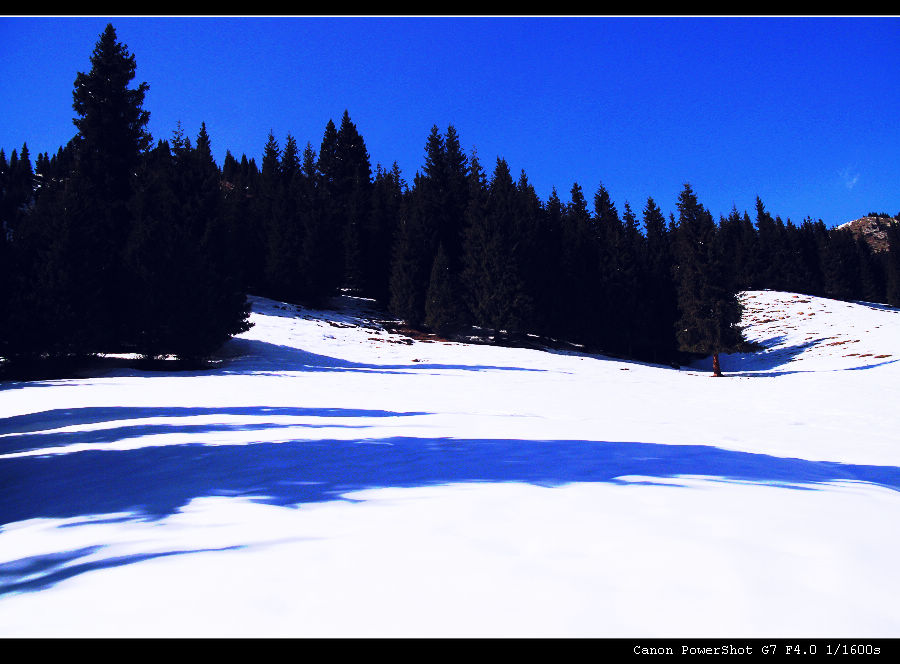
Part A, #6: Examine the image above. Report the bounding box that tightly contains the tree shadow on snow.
[2,433,898,597]
[693,336,899,377]
[0,544,245,597]
[1,405,428,436]
[3,435,898,529]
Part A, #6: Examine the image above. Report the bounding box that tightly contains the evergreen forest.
[3,24,900,378]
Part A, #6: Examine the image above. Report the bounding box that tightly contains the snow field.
[0,290,898,636]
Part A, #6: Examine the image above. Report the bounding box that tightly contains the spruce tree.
[315,119,345,294]
[642,197,679,362]
[615,201,647,358]
[366,162,404,304]
[513,169,544,336]
[264,133,306,301]
[296,141,336,305]
[461,158,532,338]
[592,184,627,353]
[821,228,859,301]
[533,187,565,338]
[389,173,430,327]
[44,23,151,354]
[335,111,372,293]
[425,243,467,337]
[673,184,745,376]
[442,125,470,273]
[126,124,250,359]
[558,182,597,345]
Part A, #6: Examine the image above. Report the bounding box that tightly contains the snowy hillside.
[1,290,899,637]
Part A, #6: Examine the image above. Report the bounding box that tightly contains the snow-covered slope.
[1,290,898,637]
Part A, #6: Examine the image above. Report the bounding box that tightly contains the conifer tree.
[461,158,532,338]
[558,182,597,345]
[821,227,859,301]
[296,141,336,305]
[442,125,470,272]
[365,162,404,304]
[126,124,250,359]
[125,139,184,355]
[417,125,447,273]
[673,184,744,376]
[51,23,151,353]
[264,133,306,300]
[425,243,467,336]
[592,184,627,352]
[390,173,430,327]
[315,119,345,294]
[335,111,372,292]
[642,196,679,362]
[532,186,565,338]
[614,201,647,357]
[221,152,258,290]
[513,169,544,335]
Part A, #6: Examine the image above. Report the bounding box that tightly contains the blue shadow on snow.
[2,429,899,598]
[2,434,898,528]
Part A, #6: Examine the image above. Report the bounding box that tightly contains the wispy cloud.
[839,166,860,190]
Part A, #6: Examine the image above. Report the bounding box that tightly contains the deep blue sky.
[2,16,898,227]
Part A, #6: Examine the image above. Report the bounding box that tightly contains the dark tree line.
[0,24,250,367]
[717,200,900,307]
[2,24,899,378]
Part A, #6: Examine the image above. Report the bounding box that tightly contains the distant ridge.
[836,215,898,253]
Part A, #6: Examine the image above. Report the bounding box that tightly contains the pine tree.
[389,173,430,327]
[513,169,544,336]
[532,186,565,338]
[42,23,152,354]
[125,139,183,355]
[72,24,151,200]
[673,184,745,376]
[335,111,372,292]
[125,124,250,359]
[615,201,647,358]
[417,125,447,272]
[7,144,79,358]
[442,125,470,273]
[366,162,404,304]
[558,182,597,345]
[642,197,679,362]
[461,158,532,338]
[821,227,859,301]
[264,133,306,301]
[592,184,627,352]
[315,119,345,294]
[221,151,258,290]
[425,243,467,336]
[296,141,336,305]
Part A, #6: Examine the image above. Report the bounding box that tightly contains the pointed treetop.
[195,121,213,164]
[423,125,445,181]
[73,22,150,154]
[569,182,588,213]
[261,130,280,179]
[281,133,299,181]
[593,183,619,225]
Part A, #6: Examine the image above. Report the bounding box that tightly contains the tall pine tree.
[46,23,150,354]
[673,184,744,376]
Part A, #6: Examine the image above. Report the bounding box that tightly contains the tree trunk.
[712,352,722,377]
